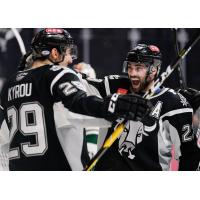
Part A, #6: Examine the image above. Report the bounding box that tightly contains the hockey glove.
[104,93,152,121]
[178,88,200,112]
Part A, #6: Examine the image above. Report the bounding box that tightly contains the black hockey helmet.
[123,44,162,77]
[31,28,78,62]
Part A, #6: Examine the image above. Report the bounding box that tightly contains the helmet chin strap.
[141,65,156,93]
[144,64,153,83]
[146,64,159,81]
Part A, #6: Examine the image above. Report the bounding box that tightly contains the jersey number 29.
[7,102,48,159]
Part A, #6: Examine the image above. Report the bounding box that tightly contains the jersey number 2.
[7,102,48,159]
[182,124,193,142]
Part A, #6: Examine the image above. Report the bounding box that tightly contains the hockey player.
[18,50,103,170]
[178,88,200,150]
[93,44,200,171]
[0,29,151,170]
[72,62,100,159]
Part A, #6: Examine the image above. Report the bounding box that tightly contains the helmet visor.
[122,61,151,73]
[61,44,78,60]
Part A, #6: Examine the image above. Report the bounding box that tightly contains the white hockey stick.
[11,28,26,55]
[144,30,200,99]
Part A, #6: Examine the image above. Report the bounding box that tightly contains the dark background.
[0,28,200,92]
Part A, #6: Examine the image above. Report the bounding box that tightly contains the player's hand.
[104,93,152,121]
[178,88,200,112]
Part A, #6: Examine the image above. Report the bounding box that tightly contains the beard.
[130,76,150,94]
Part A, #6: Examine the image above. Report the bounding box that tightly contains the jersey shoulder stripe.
[160,107,193,120]
[50,67,77,95]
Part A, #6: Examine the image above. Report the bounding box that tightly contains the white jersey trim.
[50,68,77,96]
[160,108,193,120]
[144,122,157,132]
[149,88,169,99]
[104,76,111,95]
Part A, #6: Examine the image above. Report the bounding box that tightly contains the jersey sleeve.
[86,77,106,97]
[161,92,200,170]
[104,75,130,95]
[46,66,106,118]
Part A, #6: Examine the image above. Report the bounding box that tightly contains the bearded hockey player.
[0,29,151,171]
[93,44,200,170]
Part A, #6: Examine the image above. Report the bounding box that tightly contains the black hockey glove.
[178,88,200,112]
[104,93,152,121]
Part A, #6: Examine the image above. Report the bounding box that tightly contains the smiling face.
[127,62,157,93]
[127,62,148,93]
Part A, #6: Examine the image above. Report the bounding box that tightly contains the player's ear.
[51,48,60,59]
[49,48,61,63]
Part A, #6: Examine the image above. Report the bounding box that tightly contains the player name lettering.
[8,83,32,101]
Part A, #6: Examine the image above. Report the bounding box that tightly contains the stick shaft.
[11,28,26,55]
[85,123,125,171]
[173,29,186,89]
[144,31,200,99]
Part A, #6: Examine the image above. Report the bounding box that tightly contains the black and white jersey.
[91,75,200,170]
[86,75,131,97]
[0,65,107,171]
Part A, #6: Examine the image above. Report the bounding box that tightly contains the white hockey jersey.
[53,73,111,170]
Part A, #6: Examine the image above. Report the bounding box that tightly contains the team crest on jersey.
[177,93,189,107]
[118,122,144,160]
[16,72,28,81]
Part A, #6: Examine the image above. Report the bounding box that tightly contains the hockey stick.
[144,30,200,99]
[84,30,200,171]
[84,123,125,171]
[11,28,26,56]
[172,28,186,89]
